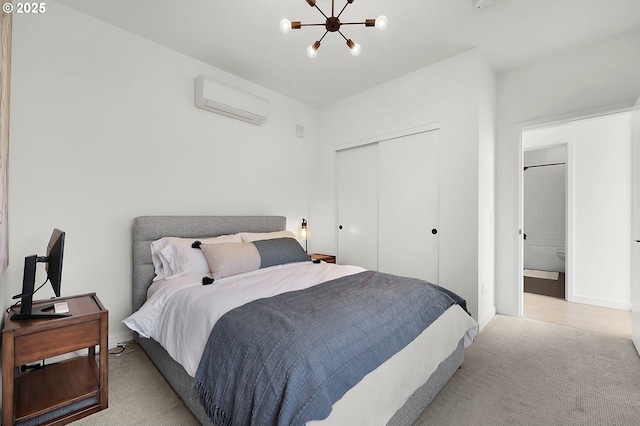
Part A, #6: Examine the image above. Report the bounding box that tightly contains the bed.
[127,215,477,425]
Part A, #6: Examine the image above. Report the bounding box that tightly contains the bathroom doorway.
[523,145,567,300]
[519,111,633,332]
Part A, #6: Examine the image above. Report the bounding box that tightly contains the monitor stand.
[10,305,71,320]
[10,255,72,321]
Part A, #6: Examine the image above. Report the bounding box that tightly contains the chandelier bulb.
[280,19,292,34]
[346,39,361,56]
[307,41,321,58]
[375,15,388,30]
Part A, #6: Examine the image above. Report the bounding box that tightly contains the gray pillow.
[253,237,311,268]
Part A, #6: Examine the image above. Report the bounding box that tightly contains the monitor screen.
[10,228,69,320]
[45,228,65,298]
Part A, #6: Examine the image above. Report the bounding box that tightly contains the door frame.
[513,103,633,316]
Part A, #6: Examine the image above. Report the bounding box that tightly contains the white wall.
[3,2,319,344]
[495,28,640,315]
[315,49,496,326]
[523,113,632,310]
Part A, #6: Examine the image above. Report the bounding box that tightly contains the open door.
[633,96,640,355]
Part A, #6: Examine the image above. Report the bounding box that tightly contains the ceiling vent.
[194,75,269,125]
[473,0,495,9]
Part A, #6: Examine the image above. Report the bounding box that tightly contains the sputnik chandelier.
[280,0,388,58]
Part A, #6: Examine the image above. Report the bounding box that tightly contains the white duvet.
[124,261,366,377]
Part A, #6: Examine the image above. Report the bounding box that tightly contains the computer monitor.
[11,229,70,320]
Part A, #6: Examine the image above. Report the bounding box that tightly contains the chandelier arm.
[336,2,350,19]
[299,23,329,27]
[339,21,368,25]
[313,4,329,20]
[337,30,349,42]
[319,31,329,42]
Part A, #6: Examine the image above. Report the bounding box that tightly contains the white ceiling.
[56,0,640,108]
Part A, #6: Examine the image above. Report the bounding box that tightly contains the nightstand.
[311,253,336,264]
[2,293,108,425]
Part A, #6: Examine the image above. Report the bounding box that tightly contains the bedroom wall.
[495,28,640,315]
[314,49,496,327]
[2,1,319,344]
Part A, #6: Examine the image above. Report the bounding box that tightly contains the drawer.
[14,320,101,366]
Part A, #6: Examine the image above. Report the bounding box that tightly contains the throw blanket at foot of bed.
[195,270,468,426]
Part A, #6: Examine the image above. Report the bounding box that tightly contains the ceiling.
[55,0,640,108]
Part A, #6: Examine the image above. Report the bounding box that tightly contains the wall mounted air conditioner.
[195,75,269,125]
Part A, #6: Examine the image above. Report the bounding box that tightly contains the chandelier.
[280,0,388,58]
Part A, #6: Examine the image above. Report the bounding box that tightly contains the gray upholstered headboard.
[132,216,287,312]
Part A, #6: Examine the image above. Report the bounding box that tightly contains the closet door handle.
[339,225,343,230]
[431,228,438,235]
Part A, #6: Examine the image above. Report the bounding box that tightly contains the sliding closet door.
[337,143,378,270]
[378,130,439,283]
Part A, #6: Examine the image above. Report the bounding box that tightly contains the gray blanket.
[195,270,468,426]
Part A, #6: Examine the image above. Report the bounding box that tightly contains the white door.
[337,143,378,270]
[378,131,439,283]
[632,96,640,355]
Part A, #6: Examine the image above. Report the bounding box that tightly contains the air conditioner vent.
[194,75,269,125]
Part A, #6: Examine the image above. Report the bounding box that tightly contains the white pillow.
[238,230,296,243]
[150,238,172,281]
[151,234,242,280]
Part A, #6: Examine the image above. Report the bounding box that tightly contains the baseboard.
[572,295,631,311]
[478,306,496,331]
[109,330,134,349]
[495,304,518,317]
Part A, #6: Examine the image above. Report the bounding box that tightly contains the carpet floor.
[70,315,640,426]
[415,315,640,425]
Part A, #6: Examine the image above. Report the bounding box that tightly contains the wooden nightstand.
[2,293,108,426]
[311,253,336,264]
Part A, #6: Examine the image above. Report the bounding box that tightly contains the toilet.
[556,248,566,261]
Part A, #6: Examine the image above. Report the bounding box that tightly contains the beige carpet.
[70,344,199,425]
[71,316,640,425]
[416,315,640,425]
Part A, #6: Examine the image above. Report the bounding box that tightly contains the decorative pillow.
[151,234,242,280]
[238,230,297,243]
[199,242,262,280]
[199,237,311,280]
[252,238,311,268]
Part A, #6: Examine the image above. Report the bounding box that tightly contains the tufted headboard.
[132,215,287,312]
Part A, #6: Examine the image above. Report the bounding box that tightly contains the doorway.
[522,145,567,301]
[518,111,633,334]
